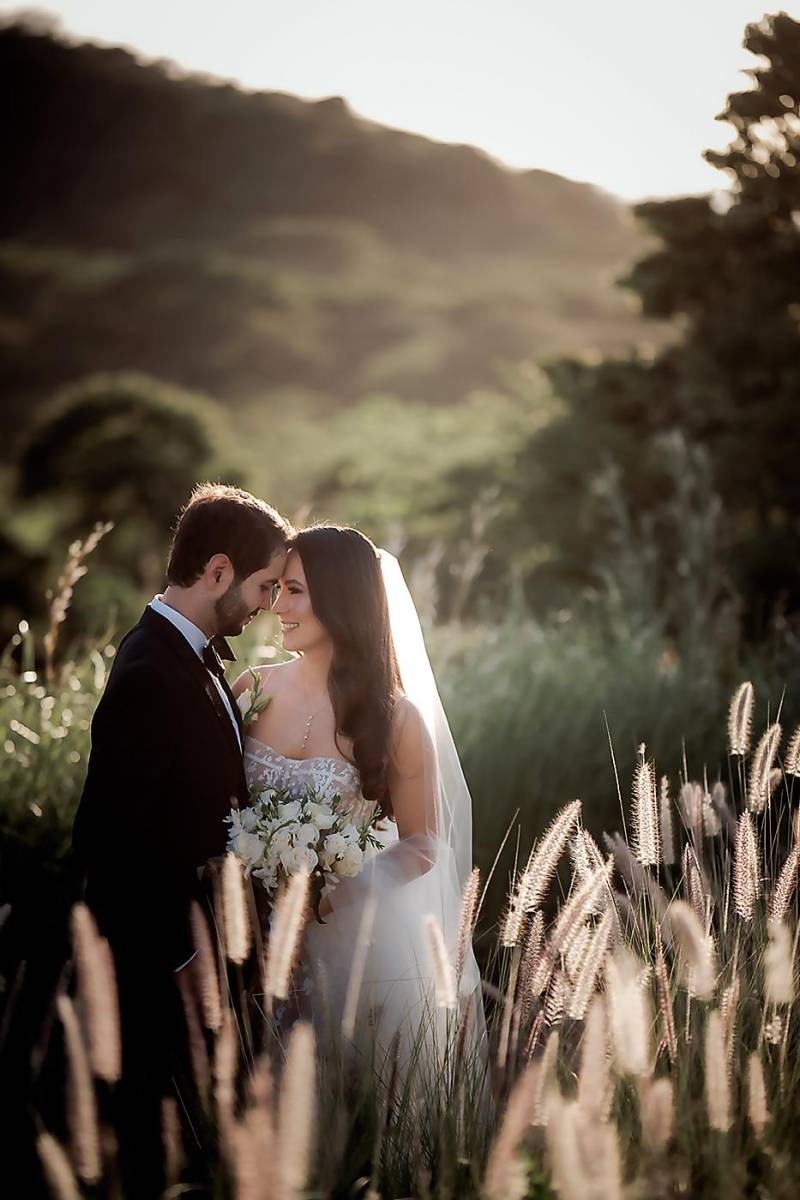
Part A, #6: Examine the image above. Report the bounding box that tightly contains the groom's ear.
[204,553,234,592]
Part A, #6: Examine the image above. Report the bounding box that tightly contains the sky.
[3,0,791,199]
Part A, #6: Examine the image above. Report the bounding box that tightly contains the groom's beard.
[214,582,257,637]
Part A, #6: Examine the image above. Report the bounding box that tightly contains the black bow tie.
[202,637,235,677]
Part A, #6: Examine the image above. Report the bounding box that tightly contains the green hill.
[0,19,664,440]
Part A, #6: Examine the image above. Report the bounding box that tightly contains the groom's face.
[214,549,287,637]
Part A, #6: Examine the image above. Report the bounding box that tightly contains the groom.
[72,482,291,1194]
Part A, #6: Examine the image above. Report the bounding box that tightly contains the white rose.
[306,801,337,830]
[339,824,360,846]
[296,822,320,846]
[323,832,347,858]
[278,800,303,821]
[271,827,294,853]
[280,845,318,874]
[231,830,264,869]
[336,843,364,878]
[236,691,251,719]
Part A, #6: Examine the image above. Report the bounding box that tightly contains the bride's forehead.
[282,549,306,581]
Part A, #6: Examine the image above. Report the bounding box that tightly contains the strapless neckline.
[243,735,357,773]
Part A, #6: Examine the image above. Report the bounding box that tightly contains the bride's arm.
[387,696,439,842]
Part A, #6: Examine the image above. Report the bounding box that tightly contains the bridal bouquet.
[226,783,383,915]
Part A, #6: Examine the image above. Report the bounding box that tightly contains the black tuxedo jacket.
[73,606,248,972]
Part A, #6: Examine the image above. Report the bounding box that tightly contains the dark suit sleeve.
[75,659,201,971]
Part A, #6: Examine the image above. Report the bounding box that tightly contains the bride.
[232,524,485,1081]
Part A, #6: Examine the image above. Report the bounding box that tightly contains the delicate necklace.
[299,694,330,754]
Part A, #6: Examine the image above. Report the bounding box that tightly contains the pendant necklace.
[300,696,329,754]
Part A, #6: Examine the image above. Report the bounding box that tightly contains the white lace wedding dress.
[243,734,486,1082]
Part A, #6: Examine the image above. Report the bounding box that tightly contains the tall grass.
[22,682,800,1199]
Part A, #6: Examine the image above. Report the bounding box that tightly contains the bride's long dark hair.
[291,525,401,817]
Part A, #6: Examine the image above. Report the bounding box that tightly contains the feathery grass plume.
[545,1097,589,1200]
[189,900,222,1031]
[518,909,545,1016]
[568,909,614,1021]
[702,787,721,837]
[679,782,704,847]
[37,1132,82,1200]
[683,844,707,925]
[549,859,613,970]
[667,900,716,999]
[764,920,794,1005]
[734,811,760,920]
[747,722,782,814]
[483,1060,540,1200]
[747,1051,769,1140]
[424,913,457,1009]
[769,843,800,922]
[70,902,121,1082]
[161,1097,184,1187]
[606,947,650,1076]
[632,754,660,866]
[639,1077,674,1151]
[728,681,754,756]
[214,1009,238,1161]
[222,851,251,963]
[233,1058,275,1200]
[576,994,611,1120]
[341,893,378,1040]
[710,781,738,840]
[524,799,582,911]
[531,1029,559,1126]
[456,867,481,983]
[659,775,675,866]
[278,1022,316,1196]
[176,970,210,1101]
[56,994,100,1185]
[43,521,114,680]
[265,869,309,1002]
[654,934,677,1065]
[544,968,568,1026]
[785,722,800,776]
[720,975,740,1073]
[606,832,668,928]
[704,1009,731,1132]
[564,922,592,982]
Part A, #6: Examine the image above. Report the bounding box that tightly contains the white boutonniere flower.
[237,668,271,726]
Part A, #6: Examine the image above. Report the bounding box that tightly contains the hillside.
[0,20,664,437]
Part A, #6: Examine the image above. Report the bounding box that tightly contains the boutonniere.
[236,668,271,726]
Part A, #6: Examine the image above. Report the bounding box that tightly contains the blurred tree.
[486,12,800,631]
[14,372,240,609]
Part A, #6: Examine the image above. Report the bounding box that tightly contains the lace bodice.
[243,736,372,823]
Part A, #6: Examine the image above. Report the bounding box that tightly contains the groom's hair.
[167,483,292,586]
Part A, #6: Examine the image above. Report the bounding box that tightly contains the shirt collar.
[149,595,209,659]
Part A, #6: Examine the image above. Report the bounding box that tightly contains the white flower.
[296,822,320,846]
[230,829,264,869]
[323,832,347,857]
[253,863,278,891]
[306,801,337,830]
[280,844,318,874]
[278,800,303,822]
[239,806,260,831]
[339,823,360,846]
[236,691,251,718]
[271,825,298,853]
[336,843,364,877]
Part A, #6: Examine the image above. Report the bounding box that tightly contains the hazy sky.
[3,1,789,198]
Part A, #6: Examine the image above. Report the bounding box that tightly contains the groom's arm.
[76,657,200,969]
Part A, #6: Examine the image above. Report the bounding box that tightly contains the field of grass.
[3,556,800,1198]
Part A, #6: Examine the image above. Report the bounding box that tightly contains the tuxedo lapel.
[137,608,244,767]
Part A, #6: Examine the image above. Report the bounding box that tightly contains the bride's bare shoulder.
[231,657,297,698]
[390,693,434,773]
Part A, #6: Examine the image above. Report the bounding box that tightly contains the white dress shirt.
[149,595,242,750]
[149,596,242,973]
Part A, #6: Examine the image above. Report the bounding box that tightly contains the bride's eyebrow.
[282,578,304,587]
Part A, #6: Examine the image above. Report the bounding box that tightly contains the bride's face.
[272,550,331,654]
